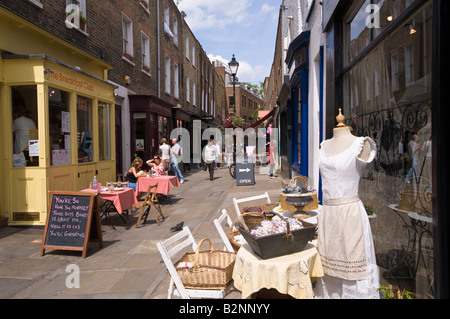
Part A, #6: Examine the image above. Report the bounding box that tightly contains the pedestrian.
[268,141,277,179]
[204,139,218,181]
[405,132,419,182]
[159,138,170,173]
[170,138,184,184]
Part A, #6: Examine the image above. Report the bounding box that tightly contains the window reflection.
[11,85,38,167]
[77,96,93,163]
[49,88,71,166]
[98,102,111,161]
[343,2,433,298]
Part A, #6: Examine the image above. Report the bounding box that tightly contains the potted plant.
[364,205,377,219]
[378,285,414,299]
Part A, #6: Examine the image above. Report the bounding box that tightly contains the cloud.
[178,0,253,31]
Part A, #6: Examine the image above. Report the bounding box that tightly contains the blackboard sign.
[41,191,102,258]
[236,163,255,186]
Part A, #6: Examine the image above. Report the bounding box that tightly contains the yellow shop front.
[0,54,116,226]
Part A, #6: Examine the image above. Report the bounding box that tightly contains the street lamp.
[228,54,239,116]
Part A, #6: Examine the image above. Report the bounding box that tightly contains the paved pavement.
[0,165,286,299]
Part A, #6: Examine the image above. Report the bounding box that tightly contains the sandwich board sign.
[236,163,255,186]
[40,191,102,258]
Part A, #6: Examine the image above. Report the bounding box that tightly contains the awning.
[250,109,275,128]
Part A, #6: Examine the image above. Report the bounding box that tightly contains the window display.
[49,88,71,166]
[77,95,93,163]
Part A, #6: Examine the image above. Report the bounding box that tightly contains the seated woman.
[146,155,165,176]
[125,157,144,190]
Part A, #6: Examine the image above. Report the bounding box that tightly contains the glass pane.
[133,112,147,160]
[49,88,71,166]
[343,2,433,298]
[11,85,38,167]
[98,101,111,161]
[77,96,93,163]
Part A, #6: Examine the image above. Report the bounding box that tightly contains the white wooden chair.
[156,226,229,299]
[213,209,235,253]
[232,191,271,217]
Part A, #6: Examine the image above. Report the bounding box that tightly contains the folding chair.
[232,191,271,217]
[156,226,228,299]
[134,183,165,227]
[213,209,235,253]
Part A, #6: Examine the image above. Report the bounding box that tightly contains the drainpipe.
[157,0,161,98]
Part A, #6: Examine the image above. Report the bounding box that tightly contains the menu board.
[41,192,102,258]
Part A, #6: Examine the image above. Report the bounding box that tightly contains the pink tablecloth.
[81,187,137,215]
[136,176,180,196]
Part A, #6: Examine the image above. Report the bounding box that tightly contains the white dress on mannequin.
[315,135,381,299]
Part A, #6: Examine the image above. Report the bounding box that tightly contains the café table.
[136,175,180,196]
[81,187,137,228]
[388,204,434,295]
[232,240,324,299]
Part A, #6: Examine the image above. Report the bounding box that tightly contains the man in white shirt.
[204,139,218,181]
[170,138,184,184]
[12,105,36,161]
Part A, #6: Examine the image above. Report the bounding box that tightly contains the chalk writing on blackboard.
[41,192,102,258]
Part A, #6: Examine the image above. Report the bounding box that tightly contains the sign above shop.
[46,70,95,92]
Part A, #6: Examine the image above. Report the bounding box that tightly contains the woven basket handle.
[288,176,308,187]
[232,212,266,232]
[194,238,215,267]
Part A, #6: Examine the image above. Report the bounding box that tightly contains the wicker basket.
[239,212,317,259]
[228,212,274,252]
[174,238,236,290]
[398,177,432,213]
[280,176,318,211]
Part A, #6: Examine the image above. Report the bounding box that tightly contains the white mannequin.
[322,109,371,161]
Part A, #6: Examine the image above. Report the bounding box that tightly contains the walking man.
[170,138,184,184]
[204,139,218,181]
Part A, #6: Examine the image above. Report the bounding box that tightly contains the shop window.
[342,2,433,298]
[344,0,417,66]
[133,113,147,160]
[158,116,168,143]
[98,102,111,161]
[77,96,93,163]
[11,86,38,167]
[49,88,71,166]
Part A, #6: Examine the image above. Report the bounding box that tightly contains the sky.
[177,0,281,86]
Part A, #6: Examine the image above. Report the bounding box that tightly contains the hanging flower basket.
[223,115,246,129]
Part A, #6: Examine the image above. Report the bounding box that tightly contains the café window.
[11,86,38,167]
[342,1,433,298]
[98,101,111,161]
[49,88,71,166]
[77,96,93,163]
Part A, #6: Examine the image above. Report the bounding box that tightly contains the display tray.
[239,217,317,260]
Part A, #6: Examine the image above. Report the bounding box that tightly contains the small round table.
[232,241,324,299]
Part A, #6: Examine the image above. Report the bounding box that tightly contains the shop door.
[133,113,148,160]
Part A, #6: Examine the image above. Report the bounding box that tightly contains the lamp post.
[228,54,239,116]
